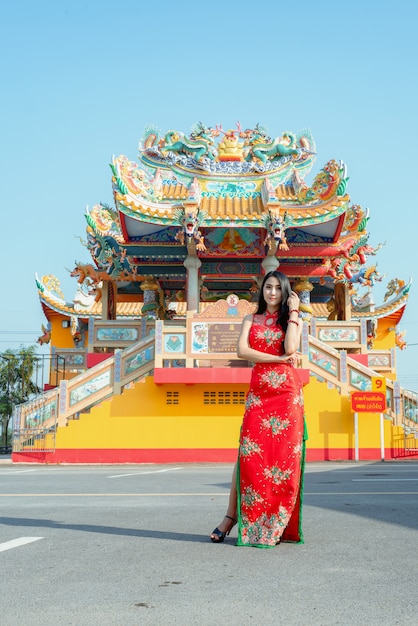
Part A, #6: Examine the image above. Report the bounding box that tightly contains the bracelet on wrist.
[288,319,299,326]
[289,309,299,314]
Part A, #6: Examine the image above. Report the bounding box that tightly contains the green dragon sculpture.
[159,123,216,161]
[244,127,299,163]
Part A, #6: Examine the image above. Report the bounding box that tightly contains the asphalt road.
[0,460,417,626]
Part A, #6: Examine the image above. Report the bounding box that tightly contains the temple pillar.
[293,277,314,321]
[334,282,351,321]
[101,281,117,320]
[184,255,202,311]
[261,255,280,275]
[140,276,160,318]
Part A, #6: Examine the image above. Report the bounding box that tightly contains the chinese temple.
[13,122,417,463]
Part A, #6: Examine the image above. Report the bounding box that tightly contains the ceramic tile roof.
[162,182,188,199]
[200,195,263,219]
[118,190,347,226]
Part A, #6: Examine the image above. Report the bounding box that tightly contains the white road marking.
[305,491,418,495]
[108,467,181,479]
[0,537,43,553]
[0,492,226,497]
[0,469,38,475]
[352,478,418,482]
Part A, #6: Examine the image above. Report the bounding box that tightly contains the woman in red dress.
[210,270,305,547]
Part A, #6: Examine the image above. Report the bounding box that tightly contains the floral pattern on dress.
[263,464,293,486]
[260,414,290,436]
[240,507,291,546]
[245,391,263,410]
[237,313,305,547]
[239,436,262,460]
[293,442,302,456]
[293,390,304,407]
[241,485,264,508]
[254,326,283,348]
[259,370,287,389]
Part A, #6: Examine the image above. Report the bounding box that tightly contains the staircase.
[12,323,418,457]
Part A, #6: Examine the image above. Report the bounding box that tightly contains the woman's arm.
[284,291,302,355]
[237,314,295,364]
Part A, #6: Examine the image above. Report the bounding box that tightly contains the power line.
[0,331,40,334]
[0,340,39,344]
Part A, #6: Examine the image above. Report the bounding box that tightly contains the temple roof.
[36,122,410,328]
[36,273,411,326]
[75,124,371,296]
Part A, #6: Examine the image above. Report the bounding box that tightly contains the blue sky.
[1,0,417,388]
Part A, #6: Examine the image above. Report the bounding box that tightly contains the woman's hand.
[287,290,300,311]
[282,352,299,366]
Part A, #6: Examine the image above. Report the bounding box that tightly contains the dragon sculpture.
[37,323,51,345]
[111,157,163,202]
[140,123,314,171]
[343,204,370,233]
[243,126,299,163]
[384,278,406,301]
[344,264,385,287]
[334,234,385,264]
[321,258,384,287]
[159,122,217,162]
[297,159,349,203]
[262,209,289,252]
[394,329,407,350]
[70,262,113,285]
[174,207,207,252]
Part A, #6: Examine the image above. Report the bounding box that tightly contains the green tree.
[0,347,41,450]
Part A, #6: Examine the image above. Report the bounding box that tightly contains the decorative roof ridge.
[39,292,148,320]
[351,277,411,316]
[138,123,316,180]
[115,191,178,213]
[352,297,408,320]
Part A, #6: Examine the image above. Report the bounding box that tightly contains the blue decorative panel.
[69,371,111,406]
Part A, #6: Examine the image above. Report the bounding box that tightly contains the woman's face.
[263,276,282,310]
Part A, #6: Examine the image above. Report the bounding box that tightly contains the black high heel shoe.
[210,515,237,543]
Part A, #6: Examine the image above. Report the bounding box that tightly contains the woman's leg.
[225,462,238,519]
[210,463,238,538]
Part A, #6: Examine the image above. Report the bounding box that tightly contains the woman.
[210,270,306,548]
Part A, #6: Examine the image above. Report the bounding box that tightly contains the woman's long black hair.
[256,270,292,332]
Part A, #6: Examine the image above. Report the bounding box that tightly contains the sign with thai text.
[351,391,386,413]
[208,323,241,353]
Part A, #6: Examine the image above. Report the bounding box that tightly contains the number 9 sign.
[372,376,386,394]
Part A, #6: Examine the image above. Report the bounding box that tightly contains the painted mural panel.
[164,334,185,353]
[62,353,85,367]
[69,371,111,406]
[124,348,154,375]
[25,400,57,428]
[349,370,371,391]
[309,347,338,376]
[318,327,359,343]
[204,227,264,256]
[96,327,139,342]
[368,353,391,368]
[191,323,209,354]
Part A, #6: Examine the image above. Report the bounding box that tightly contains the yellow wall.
[57,378,245,450]
[50,316,74,348]
[303,376,393,456]
[54,374,398,459]
[374,317,398,353]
